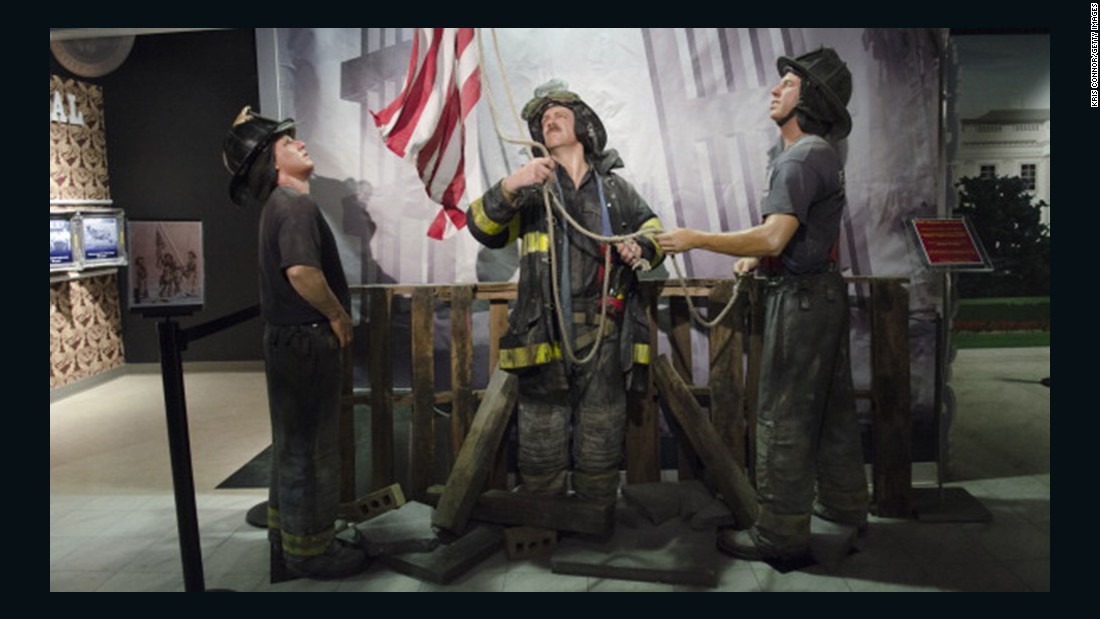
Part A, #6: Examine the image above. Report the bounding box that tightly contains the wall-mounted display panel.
[50,212,80,272]
[79,209,127,269]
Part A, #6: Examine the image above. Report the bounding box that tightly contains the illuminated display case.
[49,208,128,274]
[49,212,80,272]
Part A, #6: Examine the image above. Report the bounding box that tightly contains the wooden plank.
[552,559,717,588]
[551,512,723,588]
[450,286,474,467]
[669,295,698,481]
[745,277,765,484]
[487,300,509,375]
[340,343,356,502]
[431,368,519,536]
[626,283,660,483]
[424,486,614,536]
[379,523,502,585]
[488,300,511,490]
[652,355,759,529]
[707,281,740,463]
[870,279,912,517]
[730,291,747,469]
[472,281,519,300]
[368,287,394,489]
[348,279,901,301]
[410,287,436,501]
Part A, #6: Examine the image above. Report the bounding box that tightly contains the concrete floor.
[49,347,1050,592]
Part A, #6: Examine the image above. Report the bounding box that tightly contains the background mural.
[261,28,946,429]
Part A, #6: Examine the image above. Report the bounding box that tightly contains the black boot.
[284,540,369,580]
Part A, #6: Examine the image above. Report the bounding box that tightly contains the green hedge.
[953,297,1050,333]
[952,331,1050,349]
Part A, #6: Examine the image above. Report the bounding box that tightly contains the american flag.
[372,28,481,239]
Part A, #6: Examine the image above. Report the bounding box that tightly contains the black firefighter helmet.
[775,47,852,140]
[520,79,607,155]
[222,105,298,206]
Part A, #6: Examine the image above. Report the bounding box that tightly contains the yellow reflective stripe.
[506,216,521,245]
[639,217,663,233]
[520,231,550,256]
[637,217,665,262]
[281,529,335,557]
[267,504,334,556]
[470,196,515,237]
[499,341,561,369]
[633,343,651,365]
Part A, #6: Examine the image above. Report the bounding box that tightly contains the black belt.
[269,321,328,329]
[759,261,837,277]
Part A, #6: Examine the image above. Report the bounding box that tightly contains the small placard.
[128,220,204,313]
[50,214,78,271]
[909,217,991,269]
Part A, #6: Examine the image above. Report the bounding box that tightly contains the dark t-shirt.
[760,135,846,274]
[258,186,350,325]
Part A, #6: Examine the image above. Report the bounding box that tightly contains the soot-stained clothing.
[761,134,846,275]
[751,134,869,553]
[259,187,350,325]
[258,186,351,559]
[466,149,664,500]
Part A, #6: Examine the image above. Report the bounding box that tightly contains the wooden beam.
[379,523,502,585]
[487,300,509,376]
[707,280,743,465]
[488,300,511,490]
[340,341,356,502]
[368,287,394,489]
[870,279,912,517]
[431,368,519,536]
[669,296,699,481]
[449,285,474,467]
[424,486,614,536]
[551,559,717,589]
[652,355,759,529]
[745,278,764,483]
[410,287,435,501]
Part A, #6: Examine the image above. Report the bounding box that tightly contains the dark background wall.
[51,29,264,363]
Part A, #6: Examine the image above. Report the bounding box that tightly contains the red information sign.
[910,218,989,268]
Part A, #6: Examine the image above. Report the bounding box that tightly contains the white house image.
[953,108,1050,228]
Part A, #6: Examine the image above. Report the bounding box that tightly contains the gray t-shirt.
[258,186,350,325]
[760,135,845,274]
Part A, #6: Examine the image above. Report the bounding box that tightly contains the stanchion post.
[157,318,206,593]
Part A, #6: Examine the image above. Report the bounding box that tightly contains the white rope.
[667,256,748,328]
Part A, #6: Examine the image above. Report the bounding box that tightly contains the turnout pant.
[753,271,869,552]
[263,323,343,559]
[517,321,626,501]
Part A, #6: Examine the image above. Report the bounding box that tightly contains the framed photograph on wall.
[50,212,80,272]
[127,220,204,313]
[79,209,128,269]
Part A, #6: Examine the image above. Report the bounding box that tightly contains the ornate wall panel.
[50,275,125,389]
[50,76,111,202]
[51,75,123,389]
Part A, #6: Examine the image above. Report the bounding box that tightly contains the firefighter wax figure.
[223,107,367,579]
[656,48,870,562]
[467,81,665,503]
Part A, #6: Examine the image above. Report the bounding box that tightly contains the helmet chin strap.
[775,107,799,130]
[774,93,803,132]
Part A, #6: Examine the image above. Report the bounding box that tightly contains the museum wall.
[49,29,264,387]
[50,76,125,389]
